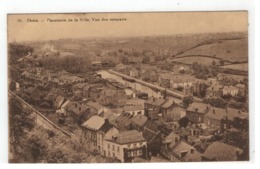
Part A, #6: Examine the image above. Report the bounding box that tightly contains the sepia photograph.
[7,12,249,163]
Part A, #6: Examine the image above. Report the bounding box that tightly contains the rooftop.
[81,115,105,131]
[110,130,146,144]
[145,98,167,107]
[131,114,148,127]
[123,105,143,111]
[203,141,243,161]
[187,102,211,114]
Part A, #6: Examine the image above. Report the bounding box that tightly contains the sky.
[8,12,248,42]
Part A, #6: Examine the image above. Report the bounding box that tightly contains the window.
[127,152,131,157]
[117,146,120,152]
[224,124,227,129]
[108,143,110,149]
[133,150,137,156]
[108,151,110,158]
[112,145,115,151]
[139,149,143,156]
[198,117,201,122]
[113,153,115,158]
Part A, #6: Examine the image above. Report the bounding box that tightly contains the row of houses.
[206,83,246,97]
[186,102,248,134]
[21,69,85,86]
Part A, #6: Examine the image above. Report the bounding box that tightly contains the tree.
[182,95,194,108]
[178,117,190,128]
[203,97,227,108]
[21,132,48,162]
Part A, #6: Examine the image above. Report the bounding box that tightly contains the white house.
[103,130,147,162]
[223,86,239,96]
[123,105,145,116]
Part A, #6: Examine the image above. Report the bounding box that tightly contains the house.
[169,140,201,162]
[202,141,243,161]
[130,114,148,131]
[86,101,104,115]
[207,78,218,86]
[144,98,168,120]
[71,83,89,98]
[170,75,195,89]
[89,85,102,100]
[55,95,65,109]
[142,120,161,156]
[204,107,248,134]
[161,132,180,159]
[162,106,186,123]
[97,120,119,155]
[235,84,246,96]
[56,100,70,117]
[158,74,172,88]
[123,105,144,116]
[206,85,223,97]
[64,101,92,124]
[223,85,239,96]
[114,112,133,131]
[186,102,211,124]
[81,115,105,151]
[103,130,147,162]
[204,107,228,133]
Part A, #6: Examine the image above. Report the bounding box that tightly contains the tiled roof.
[162,99,174,109]
[81,115,105,131]
[170,140,201,162]
[123,105,143,111]
[86,101,103,111]
[98,121,114,134]
[145,98,166,107]
[187,102,211,114]
[165,132,180,144]
[65,101,89,116]
[112,130,146,144]
[205,107,227,121]
[131,115,148,127]
[203,141,243,161]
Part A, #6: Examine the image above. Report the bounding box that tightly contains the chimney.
[112,135,118,142]
[105,118,109,124]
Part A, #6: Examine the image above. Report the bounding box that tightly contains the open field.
[172,56,221,66]
[220,63,248,71]
[177,39,248,63]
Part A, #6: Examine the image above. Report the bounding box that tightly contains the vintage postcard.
[8,12,249,163]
